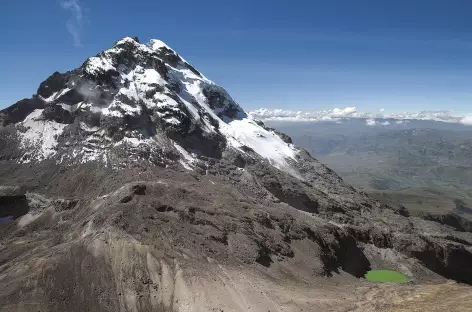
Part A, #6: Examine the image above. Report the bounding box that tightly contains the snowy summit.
[0,37,299,173]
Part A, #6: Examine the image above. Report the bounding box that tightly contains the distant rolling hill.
[267,119,472,225]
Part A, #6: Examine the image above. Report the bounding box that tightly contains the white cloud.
[60,0,84,47]
[249,107,472,126]
[331,106,357,117]
[460,116,472,125]
[250,107,359,122]
[366,119,376,126]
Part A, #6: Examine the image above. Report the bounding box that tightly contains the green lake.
[365,270,409,283]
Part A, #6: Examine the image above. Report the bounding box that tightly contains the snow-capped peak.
[2,36,299,175]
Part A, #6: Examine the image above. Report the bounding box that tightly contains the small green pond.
[364,270,408,283]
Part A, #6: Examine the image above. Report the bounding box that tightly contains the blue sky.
[1,0,472,113]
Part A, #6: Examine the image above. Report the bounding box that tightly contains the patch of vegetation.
[365,270,408,283]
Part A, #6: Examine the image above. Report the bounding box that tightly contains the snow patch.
[147,39,173,51]
[179,160,194,171]
[164,117,180,125]
[140,68,166,85]
[85,56,115,75]
[79,122,99,132]
[121,136,154,147]
[101,106,124,118]
[173,142,196,170]
[60,103,72,112]
[18,109,68,162]
[222,117,298,171]
[43,87,71,103]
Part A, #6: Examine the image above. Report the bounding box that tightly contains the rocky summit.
[0,37,472,312]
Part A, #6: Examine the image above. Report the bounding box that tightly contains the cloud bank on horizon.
[249,107,472,126]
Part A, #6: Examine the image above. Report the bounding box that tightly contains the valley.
[268,120,472,220]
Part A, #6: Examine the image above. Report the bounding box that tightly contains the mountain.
[1,37,472,311]
[0,37,289,169]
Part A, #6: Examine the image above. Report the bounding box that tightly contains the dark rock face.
[262,177,319,214]
[0,127,22,161]
[0,97,45,126]
[37,71,71,98]
[155,46,181,67]
[41,105,75,124]
[172,128,227,159]
[273,130,293,144]
[404,236,472,285]
[254,119,293,144]
[55,88,85,106]
[304,227,372,278]
[233,155,246,168]
[422,212,472,232]
[0,185,29,218]
[184,62,202,77]
[202,86,247,120]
